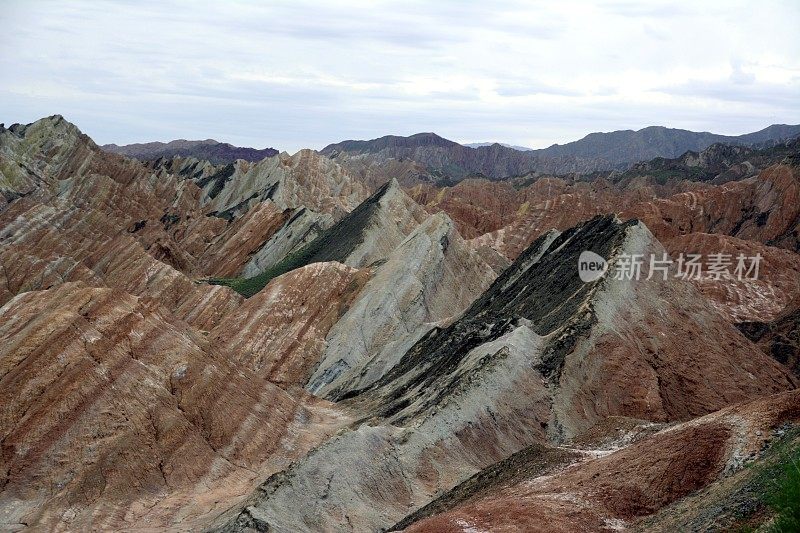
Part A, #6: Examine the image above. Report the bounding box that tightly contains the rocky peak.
[212,177,428,297]
[189,148,368,221]
[307,208,496,397]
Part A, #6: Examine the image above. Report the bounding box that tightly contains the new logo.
[578,251,608,282]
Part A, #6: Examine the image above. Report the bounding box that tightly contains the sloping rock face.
[621,163,800,253]
[321,178,430,269]
[0,117,372,304]
[322,152,433,190]
[409,178,526,239]
[210,262,370,386]
[196,200,292,278]
[261,178,425,271]
[159,149,368,221]
[419,161,800,327]
[211,214,495,396]
[0,117,247,329]
[414,176,680,259]
[306,213,497,398]
[218,179,436,296]
[361,216,792,437]
[213,216,792,532]
[468,178,642,259]
[239,207,333,278]
[0,283,351,531]
[147,149,369,277]
[103,138,279,164]
[467,162,800,262]
[403,390,800,532]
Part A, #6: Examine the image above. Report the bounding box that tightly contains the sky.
[1,0,799,153]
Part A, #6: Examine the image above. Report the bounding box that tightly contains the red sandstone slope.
[457,163,799,262]
[210,262,370,386]
[0,116,369,282]
[0,283,351,530]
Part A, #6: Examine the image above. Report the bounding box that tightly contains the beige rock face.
[307,212,497,398]
[229,180,435,291]
[184,149,368,220]
[240,207,334,278]
[337,179,431,269]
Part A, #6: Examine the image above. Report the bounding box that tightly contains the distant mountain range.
[321,124,800,183]
[534,124,800,162]
[463,142,534,151]
[102,138,278,164]
[103,124,800,185]
[611,136,800,186]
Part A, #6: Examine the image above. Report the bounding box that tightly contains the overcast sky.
[1,0,799,152]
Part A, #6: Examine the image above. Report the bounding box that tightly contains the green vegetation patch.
[760,430,800,532]
[620,426,800,532]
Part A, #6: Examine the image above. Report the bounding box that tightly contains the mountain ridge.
[102,138,279,164]
[320,123,800,184]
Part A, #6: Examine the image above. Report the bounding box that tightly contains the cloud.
[0,0,798,152]
[730,60,756,85]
